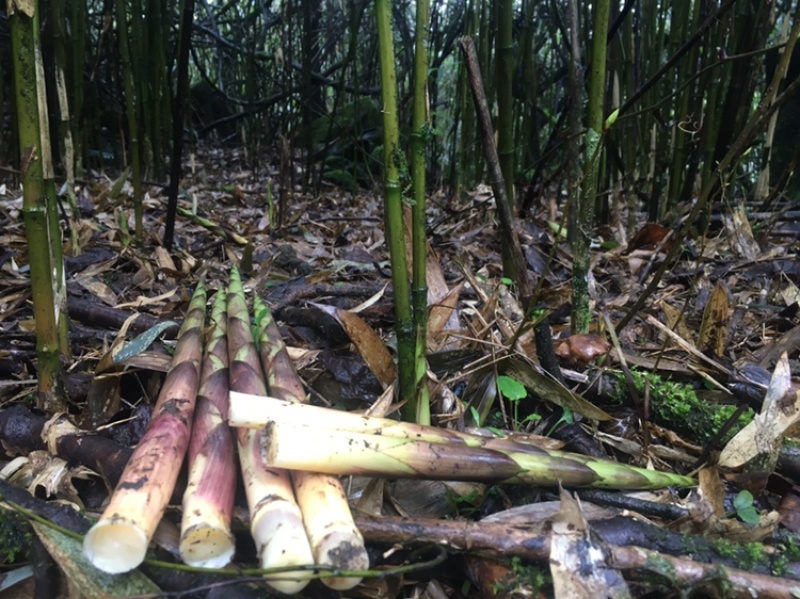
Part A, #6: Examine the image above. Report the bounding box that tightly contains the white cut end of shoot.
[83,517,149,574]
[179,522,235,569]
[236,424,315,594]
[314,528,368,590]
[251,499,315,594]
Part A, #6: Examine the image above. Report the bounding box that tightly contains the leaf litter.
[1,144,800,597]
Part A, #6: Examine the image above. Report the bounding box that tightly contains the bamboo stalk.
[179,289,236,568]
[83,282,206,573]
[227,268,314,594]
[253,296,368,590]
[229,392,695,490]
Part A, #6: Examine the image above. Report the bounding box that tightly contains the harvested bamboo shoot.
[180,290,236,568]
[229,391,696,490]
[227,268,313,594]
[84,282,207,573]
[254,296,368,590]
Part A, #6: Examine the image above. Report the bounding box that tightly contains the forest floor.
[1,144,800,598]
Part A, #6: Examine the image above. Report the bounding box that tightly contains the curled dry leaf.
[317,303,397,387]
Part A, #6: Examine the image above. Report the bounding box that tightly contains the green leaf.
[114,321,178,363]
[469,406,482,427]
[734,490,760,525]
[497,375,527,401]
[547,220,568,238]
[557,408,574,426]
[522,413,542,424]
[604,108,619,131]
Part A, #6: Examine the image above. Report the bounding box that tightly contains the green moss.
[614,369,753,444]
[0,508,32,564]
[705,538,773,572]
[643,552,677,579]
[771,537,800,576]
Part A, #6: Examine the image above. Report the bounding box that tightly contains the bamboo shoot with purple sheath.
[84,282,207,573]
[180,289,236,568]
[254,296,368,590]
[227,268,313,594]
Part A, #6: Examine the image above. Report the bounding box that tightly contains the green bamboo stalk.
[571,0,610,334]
[411,0,431,426]
[253,296,367,590]
[665,0,696,209]
[83,282,206,573]
[227,267,314,594]
[9,2,65,412]
[518,0,538,167]
[115,0,144,243]
[68,0,86,173]
[180,289,236,568]
[229,392,695,490]
[455,0,477,194]
[147,0,169,177]
[495,0,515,276]
[375,0,415,420]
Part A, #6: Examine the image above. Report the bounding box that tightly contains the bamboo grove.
[4,0,798,410]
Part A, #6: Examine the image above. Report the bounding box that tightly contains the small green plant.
[491,556,549,595]
[445,487,483,517]
[547,407,574,436]
[496,375,541,430]
[733,490,760,525]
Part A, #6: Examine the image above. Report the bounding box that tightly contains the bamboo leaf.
[113,321,178,363]
[504,358,613,421]
[34,523,161,597]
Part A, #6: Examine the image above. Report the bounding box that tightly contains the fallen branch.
[354,514,800,599]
